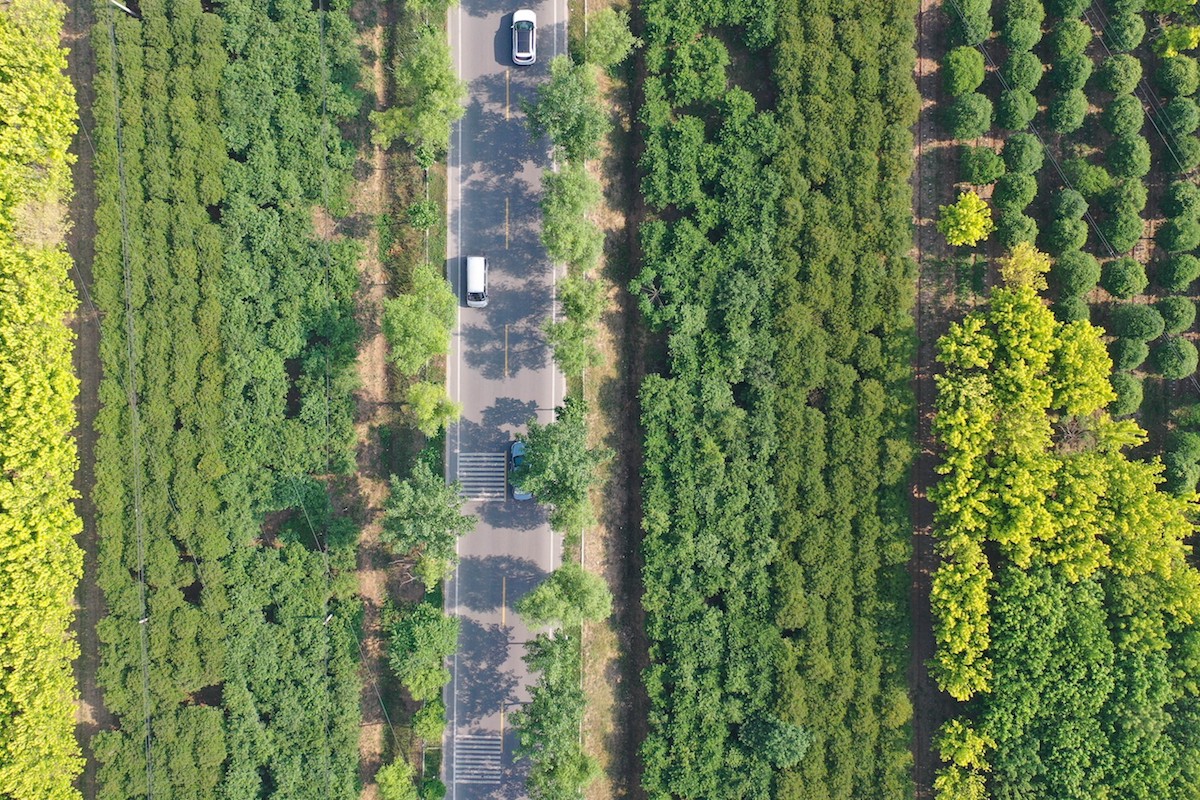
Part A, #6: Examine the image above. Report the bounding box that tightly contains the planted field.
[90,0,362,796]
[0,2,83,797]
[633,0,917,795]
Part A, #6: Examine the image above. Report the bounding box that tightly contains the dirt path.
[346,3,402,795]
[910,0,965,795]
[64,2,112,797]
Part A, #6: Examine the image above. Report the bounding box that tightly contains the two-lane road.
[443,2,567,797]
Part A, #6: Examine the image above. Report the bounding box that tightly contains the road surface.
[443,2,568,797]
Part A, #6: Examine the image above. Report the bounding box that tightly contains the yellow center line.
[505,196,510,249]
[505,69,510,120]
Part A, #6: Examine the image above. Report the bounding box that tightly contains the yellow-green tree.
[938,191,995,247]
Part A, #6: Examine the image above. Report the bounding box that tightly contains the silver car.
[512,9,536,66]
[509,440,533,501]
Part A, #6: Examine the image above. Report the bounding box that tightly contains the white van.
[466,256,488,308]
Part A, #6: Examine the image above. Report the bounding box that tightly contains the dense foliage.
[90,1,364,796]
[513,396,606,537]
[931,245,1200,797]
[0,2,83,796]
[632,0,916,795]
[380,460,474,586]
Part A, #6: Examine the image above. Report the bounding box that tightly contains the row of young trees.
[90,0,364,796]
[930,245,1200,797]
[632,0,916,794]
[0,2,84,797]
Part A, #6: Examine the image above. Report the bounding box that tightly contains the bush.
[1054,295,1092,322]
[1001,51,1044,92]
[1158,296,1197,333]
[1157,55,1200,97]
[1048,89,1088,133]
[1102,257,1148,298]
[1165,97,1200,137]
[954,0,992,45]
[996,212,1040,247]
[1110,371,1144,415]
[1110,337,1150,370]
[1053,250,1101,296]
[1103,178,1148,215]
[1063,158,1113,197]
[1170,430,1200,464]
[960,146,1006,184]
[996,89,1038,130]
[1164,180,1200,218]
[1004,0,1045,24]
[1051,52,1093,91]
[1161,253,1200,291]
[1109,135,1152,179]
[945,92,993,138]
[1154,337,1200,378]
[1099,210,1144,253]
[1048,0,1091,18]
[944,47,986,96]
[1003,132,1044,174]
[1164,450,1200,495]
[1053,188,1088,220]
[1172,135,1200,171]
[1002,18,1043,51]
[1106,13,1146,52]
[1159,216,1200,252]
[1098,54,1143,94]
[994,172,1038,212]
[1112,303,1166,340]
[1044,216,1089,255]
[1102,95,1144,138]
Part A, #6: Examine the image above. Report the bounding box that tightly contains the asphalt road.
[443,2,568,797]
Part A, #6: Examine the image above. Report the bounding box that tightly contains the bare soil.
[910,0,967,795]
[64,2,114,797]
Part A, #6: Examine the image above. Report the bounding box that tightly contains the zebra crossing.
[455,451,508,501]
[452,733,503,785]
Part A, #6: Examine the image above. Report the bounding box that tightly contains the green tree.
[1112,303,1166,341]
[944,46,985,95]
[1098,54,1142,93]
[1048,89,1088,133]
[1154,337,1200,378]
[1110,371,1143,414]
[540,163,604,270]
[382,263,456,375]
[1003,132,1044,174]
[584,8,641,70]
[960,146,1006,185]
[1101,257,1148,299]
[1159,296,1197,334]
[406,381,462,437]
[1110,338,1150,371]
[387,602,460,701]
[407,199,439,229]
[938,191,995,246]
[514,396,608,535]
[413,699,446,743]
[518,562,613,628]
[1157,55,1199,96]
[525,55,609,162]
[945,92,993,139]
[376,759,419,800]
[543,273,605,376]
[380,461,474,585]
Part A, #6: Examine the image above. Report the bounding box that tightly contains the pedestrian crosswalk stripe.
[453,733,502,785]
[456,452,507,501]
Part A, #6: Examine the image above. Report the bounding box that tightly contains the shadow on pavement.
[456,554,546,613]
[455,617,520,725]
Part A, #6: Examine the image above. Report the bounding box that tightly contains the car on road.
[512,10,536,66]
[509,440,533,501]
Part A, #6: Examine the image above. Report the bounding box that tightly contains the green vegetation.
[939,191,995,246]
[90,1,363,795]
[516,562,612,628]
[0,2,83,796]
[384,601,459,702]
[383,262,456,375]
[931,245,1200,796]
[582,8,641,72]
[380,460,474,586]
[525,55,609,163]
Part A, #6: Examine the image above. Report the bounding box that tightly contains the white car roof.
[513,9,536,23]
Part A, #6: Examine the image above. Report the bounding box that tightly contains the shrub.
[1055,296,1092,322]
[1110,371,1144,415]
[1001,51,1044,92]
[996,212,1040,247]
[1171,430,1200,464]
[960,146,1006,184]
[1004,0,1045,25]
[1163,180,1200,218]
[1063,158,1113,197]
[1154,337,1200,378]
[1044,216,1089,255]
[1099,210,1144,253]
[1159,216,1200,252]
[1098,54,1143,94]
[944,47,986,96]
[994,172,1038,212]
[1161,253,1200,290]
[954,0,992,45]
[1003,132,1044,174]
[1172,135,1200,171]
[1157,55,1200,97]
[1047,0,1091,18]
[1051,52,1093,91]
[1165,97,1200,137]
[1053,250,1102,296]
[1110,337,1150,370]
[996,89,1038,130]
[1002,18,1042,51]
[1109,135,1152,179]
[1164,450,1200,495]
[1106,13,1146,52]
[1112,303,1166,340]
[1158,296,1197,333]
[1102,257,1148,298]
[1102,95,1144,138]
[1053,188,1088,220]
[1103,178,1148,215]
[1048,89,1088,133]
[938,191,995,246]
[945,92,993,138]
